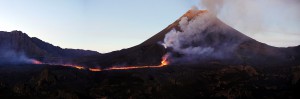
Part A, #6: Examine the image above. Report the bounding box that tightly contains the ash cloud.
[162,0,300,64]
[163,9,248,64]
[199,0,300,36]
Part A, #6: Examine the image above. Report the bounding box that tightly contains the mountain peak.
[140,9,218,46]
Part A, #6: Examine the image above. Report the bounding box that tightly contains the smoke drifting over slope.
[163,10,250,64]
[0,48,36,64]
[199,0,300,46]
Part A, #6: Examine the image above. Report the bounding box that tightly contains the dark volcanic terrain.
[0,64,299,99]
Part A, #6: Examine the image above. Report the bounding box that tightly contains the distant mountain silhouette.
[0,30,100,63]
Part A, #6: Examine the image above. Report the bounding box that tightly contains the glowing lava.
[104,65,163,71]
[73,66,85,70]
[30,54,169,72]
[89,68,102,72]
[31,59,42,64]
[160,55,169,66]
[104,55,169,70]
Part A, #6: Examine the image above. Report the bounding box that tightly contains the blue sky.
[0,0,299,53]
[0,0,195,52]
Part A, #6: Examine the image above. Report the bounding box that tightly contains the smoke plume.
[199,0,300,38]
[163,9,248,64]
[0,48,36,65]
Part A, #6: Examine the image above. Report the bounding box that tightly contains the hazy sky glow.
[0,0,299,53]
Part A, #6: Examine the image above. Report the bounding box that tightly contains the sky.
[0,0,299,53]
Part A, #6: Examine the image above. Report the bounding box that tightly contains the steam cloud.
[199,0,300,36]
[0,48,36,65]
[162,0,300,64]
[163,9,248,64]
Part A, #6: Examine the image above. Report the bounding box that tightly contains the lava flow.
[31,56,169,72]
[160,55,169,66]
[104,55,169,70]
[31,59,42,64]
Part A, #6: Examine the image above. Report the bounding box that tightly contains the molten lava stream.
[160,56,169,66]
[31,55,169,72]
[104,56,169,71]
[31,59,42,64]
[73,66,85,70]
[89,68,102,72]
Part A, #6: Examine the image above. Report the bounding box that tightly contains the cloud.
[199,0,300,46]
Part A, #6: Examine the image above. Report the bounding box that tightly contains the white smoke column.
[199,0,300,46]
[163,9,247,64]
[164,11,215,55]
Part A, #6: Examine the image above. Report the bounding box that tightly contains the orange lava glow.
[32,59,42,64]
[73,66,85,70]
[89,68,102,72]
[30,55,169,72]
[160,55,169,66]
[103,55,169,71]
[104,65,164,71]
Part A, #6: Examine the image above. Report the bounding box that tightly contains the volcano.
[1,9,300,99]
[77,10,300,68]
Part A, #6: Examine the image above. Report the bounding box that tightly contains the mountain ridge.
[0,30,100,64]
